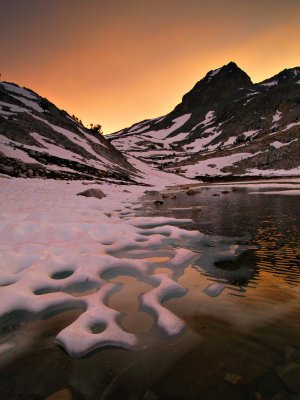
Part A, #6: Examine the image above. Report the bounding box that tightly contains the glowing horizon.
[1,0,300,134]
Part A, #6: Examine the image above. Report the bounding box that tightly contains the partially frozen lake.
[0,178,299,399]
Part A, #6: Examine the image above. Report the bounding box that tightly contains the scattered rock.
[45,388,73,400]
[170,195,177,199]
[212,193,220,196]
[277,363,300,393]
[192,206,202,213]
[27,169,34,177]
[221,190,230,194]
[76,188,106,199]
[154,200,164,206]
[186,188,198,195]
[162,193,169,199]
[224,373,242,385]
[0,165,14,175]
[145,190,159,195]
[123,189,131,193]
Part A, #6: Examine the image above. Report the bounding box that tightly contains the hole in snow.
[89,321,106,334]
[135,237,148,242]
[51,270,74,280]
[34,281,100,296]
[100,266,144,281]
[34,287,57,295]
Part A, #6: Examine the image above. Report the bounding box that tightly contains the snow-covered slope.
[0,81,138,183]
[109,62,300,178]
[0,81,192,186]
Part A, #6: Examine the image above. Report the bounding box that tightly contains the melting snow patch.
[11,95,43,113]
[0,135,37,163]
[207,68,221,81]
[245,167,300,177]
[184,126,222,153]
[240,129,260,139]
[183,153,259,177]
[271,139,298,149]
[142,114,191,141]
[283,121,300,131]
[272,110,282,123]
[0,179,199,357]
[223,136,237,147]
[260,80,278,87]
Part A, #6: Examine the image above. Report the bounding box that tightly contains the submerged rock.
[76,188,106,199]
[186,188,198,195]
[224,373,242,385]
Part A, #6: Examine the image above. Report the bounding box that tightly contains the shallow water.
[1,180,300,400]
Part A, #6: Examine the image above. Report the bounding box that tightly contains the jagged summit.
[174,61,253,114]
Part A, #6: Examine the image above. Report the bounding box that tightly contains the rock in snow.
[76,188,106,199]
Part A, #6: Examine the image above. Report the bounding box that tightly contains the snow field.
[0,179,200,357]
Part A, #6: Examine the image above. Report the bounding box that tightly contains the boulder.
[76,188,106,199]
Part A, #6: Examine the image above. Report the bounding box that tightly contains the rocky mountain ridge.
[0,81,140,183]
[108,62,300,178]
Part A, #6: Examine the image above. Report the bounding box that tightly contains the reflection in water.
[255,218,300,286]
[141,184,300,298]
[108,275,154,334]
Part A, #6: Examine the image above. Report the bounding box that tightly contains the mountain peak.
[206,62,245,79]
[174,61,253,113]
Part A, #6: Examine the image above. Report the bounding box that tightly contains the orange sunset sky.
[1,0,300,134]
